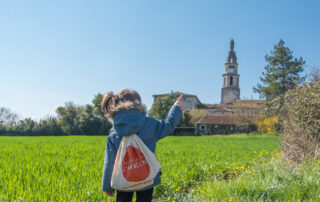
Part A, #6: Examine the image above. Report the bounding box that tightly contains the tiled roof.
[197,114,260,125]
[196,103,232,109]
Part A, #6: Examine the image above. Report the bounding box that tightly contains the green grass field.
[1,134,320,201]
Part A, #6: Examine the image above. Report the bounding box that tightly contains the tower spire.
[230,39,234,51]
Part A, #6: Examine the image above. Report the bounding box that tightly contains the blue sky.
[0,0,319,120]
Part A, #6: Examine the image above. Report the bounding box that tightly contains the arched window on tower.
[230,58,233,63]
[230,76,233,86]
[224,78,226,86]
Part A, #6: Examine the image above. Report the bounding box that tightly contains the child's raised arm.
[155,95,183,140]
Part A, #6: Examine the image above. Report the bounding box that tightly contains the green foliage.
[149,95,176,120]
[0,93,111,136]
[56,102,83,135]
[254,39,305,100]
[35,117,63,135]
[257,115,280,133]
[178,110,193,127]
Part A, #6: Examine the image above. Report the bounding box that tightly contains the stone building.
[152,39,265,135]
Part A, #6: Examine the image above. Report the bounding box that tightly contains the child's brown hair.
[101,89,146,122]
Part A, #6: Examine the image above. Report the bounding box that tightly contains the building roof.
[197,114,260,125]
[196,103,232,109]
[152,91,202,104]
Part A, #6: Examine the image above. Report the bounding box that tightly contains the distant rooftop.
[152,91,202,104]
[197,114,260,125]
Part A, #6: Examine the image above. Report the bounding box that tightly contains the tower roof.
[226,39,237,63]
[230,39,234,51]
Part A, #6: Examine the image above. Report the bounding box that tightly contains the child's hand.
[106,191,115,197]
[174,95,184,111]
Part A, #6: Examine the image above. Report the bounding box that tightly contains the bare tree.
[230,100,262,134]
[0,107,19,126]
[309,66,320,83]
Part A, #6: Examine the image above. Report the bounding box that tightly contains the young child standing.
[101,89,183,202]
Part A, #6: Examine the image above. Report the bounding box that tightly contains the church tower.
[221,39,240,104]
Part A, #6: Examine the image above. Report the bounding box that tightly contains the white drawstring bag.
[111,134,161,191]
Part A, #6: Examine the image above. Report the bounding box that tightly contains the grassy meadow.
[1,134,320,201]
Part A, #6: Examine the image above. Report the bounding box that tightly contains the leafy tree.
[253,39,305,101]
[36,117,63,136]
[79,104,102,134]
[91,93,111,134]
[92,93,106,119]
[178,110,193,127]
[149,95,176,120]
[56,102,83,135]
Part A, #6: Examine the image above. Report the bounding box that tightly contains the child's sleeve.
[101,137,117,192]
[155,105,183,140]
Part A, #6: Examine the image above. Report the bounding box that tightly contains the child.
[101,89,183,202]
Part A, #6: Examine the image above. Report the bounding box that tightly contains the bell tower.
[221,39,240,104]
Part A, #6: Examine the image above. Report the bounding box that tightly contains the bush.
[281,81,320,163]
[257,116,280,133]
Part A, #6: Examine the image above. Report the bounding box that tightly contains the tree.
[79,104,103,134]
[56,102,83,135]
[309,66,320,83]
[36,117,63,136]
[178,110,193,127]
[91,93,111,134]
[253,39,305,101]
[0,107,18,126]
[149,95,176,120]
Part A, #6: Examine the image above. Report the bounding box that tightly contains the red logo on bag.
[122,145,150,182]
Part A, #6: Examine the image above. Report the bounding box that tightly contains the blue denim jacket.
[101,105,182,192]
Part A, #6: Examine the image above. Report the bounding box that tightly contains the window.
[228,66,234,73]
[200,125,207,130]
[230,76,233,85]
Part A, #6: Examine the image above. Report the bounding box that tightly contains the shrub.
[281,81,320,163]
[257,116,280,133]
